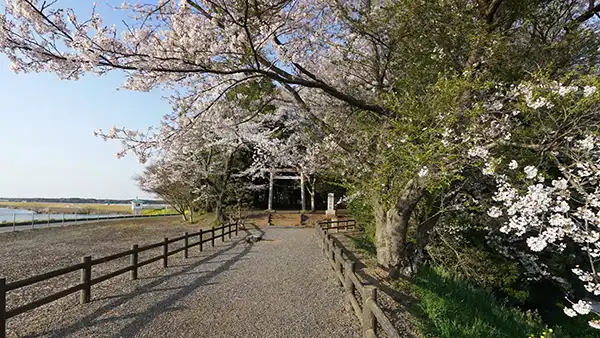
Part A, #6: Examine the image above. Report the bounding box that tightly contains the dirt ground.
[0,211,340,282]
[246,210,347,227]
[0,216,200,281]
[0,210,349,337]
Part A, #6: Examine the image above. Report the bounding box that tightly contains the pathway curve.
[9,226,360,338]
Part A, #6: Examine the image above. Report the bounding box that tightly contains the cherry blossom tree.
[136,161,196,221]
[4,0,600,286]
[470,75,600,328]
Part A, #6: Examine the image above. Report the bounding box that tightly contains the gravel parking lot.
[1,221,360,337]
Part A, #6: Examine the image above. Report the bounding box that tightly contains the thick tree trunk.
[311,193,315,211]
[215,204,224,223]
[215,188,228,224]
[205,200,213,213]
[387,179,426,279]
[373,201,390,268]
[189,207,194,223]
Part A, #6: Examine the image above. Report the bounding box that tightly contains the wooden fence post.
[235,222,238,236]
[199,229,203,252]
[228,224,232,239]
[362,286,377,337]
[328,237,335,262]
[80,256,92,304]
[221,226,225,242]
[334,248,343,286]
[163,238,168,268]
[211,227,215,247]
[184,232,189,259]
[1,278,6,338]
[344,261,355,311]
[322,230,327,253]
[131,245,138,280]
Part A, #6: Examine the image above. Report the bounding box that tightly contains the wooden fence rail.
[316,219,401,338]
[0,222,239,338]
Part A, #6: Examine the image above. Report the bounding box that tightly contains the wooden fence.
[0,222,240,338]
[316,219,401,338]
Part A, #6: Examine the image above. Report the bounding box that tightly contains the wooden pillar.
[334,248,343,286]
[362,286,377,337]
[163,238,168,268]
[344,261,355,311]
[211,227,215,247]
[0,278,6,338]
[199,229,203,252]
[184,232,189,258]
[268,169,274,211]
[300,172,306,212]
[80,256,92,304]
[130,244,138,280]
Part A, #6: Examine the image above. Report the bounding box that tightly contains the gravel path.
[5,226,360,338]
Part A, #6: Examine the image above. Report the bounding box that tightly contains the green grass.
[348,232,377,256]
[403,265,548,338]
[345,231,598,338]
[141,208,177,216]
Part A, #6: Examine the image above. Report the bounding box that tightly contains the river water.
[0,208,123,223]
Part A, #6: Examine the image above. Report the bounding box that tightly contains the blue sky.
[0,60,170,200]
[0,1,174,200]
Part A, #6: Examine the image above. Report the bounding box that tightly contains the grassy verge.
[141,208,177,216]
[342,232,567,338]
[398,265,549,338]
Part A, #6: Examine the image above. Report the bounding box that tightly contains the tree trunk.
[387,179,426,279]
[308,176,317,211]
[215,192,227,224]
[373,201,390,268]
[176,203,188,221]
[215,203,224,223]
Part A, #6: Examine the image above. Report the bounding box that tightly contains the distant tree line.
[0,197,165,205]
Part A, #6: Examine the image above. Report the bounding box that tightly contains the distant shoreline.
[0,202,132,215]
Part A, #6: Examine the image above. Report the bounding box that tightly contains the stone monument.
[326,193,336,215]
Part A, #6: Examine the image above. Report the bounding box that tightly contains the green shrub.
[346,194,376,245]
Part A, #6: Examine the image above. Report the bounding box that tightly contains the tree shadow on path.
[27,227,263,338]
